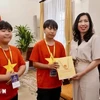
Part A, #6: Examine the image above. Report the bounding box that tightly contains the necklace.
[0,46,16,73]
[44,39,55,59]
[0,46,13,62]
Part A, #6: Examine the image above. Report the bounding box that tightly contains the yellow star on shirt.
[45,55,57,64]
[3,59,16,73]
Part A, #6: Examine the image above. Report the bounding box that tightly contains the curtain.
[44,0,66,46]
[40,2,44,40]
[65,0,72,56]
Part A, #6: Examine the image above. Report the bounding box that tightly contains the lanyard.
[44,39,55,59]
[0,46,13,63]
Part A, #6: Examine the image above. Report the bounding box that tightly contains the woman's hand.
[72,72,84,80]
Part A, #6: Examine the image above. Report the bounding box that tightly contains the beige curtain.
[65,0,72,56]
[40,2,44,39]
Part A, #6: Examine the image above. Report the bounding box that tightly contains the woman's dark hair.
[73,12,94,45]
[0,20,13,31]
[43,19,58,30]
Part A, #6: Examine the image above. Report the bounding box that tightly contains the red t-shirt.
[0,45,25,100]
[30,40,66,89]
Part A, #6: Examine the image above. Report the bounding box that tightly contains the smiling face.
[0,21,13,45]
[78,15,90,35]
[0,29,12,45]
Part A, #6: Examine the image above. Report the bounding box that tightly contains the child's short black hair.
[0,20,13,31]
[43,19,58,30]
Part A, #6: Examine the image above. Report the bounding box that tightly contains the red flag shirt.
[30,40,66,89]
[0,45,25,100]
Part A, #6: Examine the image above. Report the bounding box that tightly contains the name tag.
[11,74,20,89]
[50,69,57,77]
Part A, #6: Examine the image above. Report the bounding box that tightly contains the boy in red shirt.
[30,19,66,100]
[0,20,26,100]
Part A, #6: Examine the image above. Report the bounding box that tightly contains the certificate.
[56,56,76,80]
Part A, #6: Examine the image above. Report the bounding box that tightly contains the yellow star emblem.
[45,55,57,64]
[3,59,16,73]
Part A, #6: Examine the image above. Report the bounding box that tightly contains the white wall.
[89,0,100,34]
[0,0,40,46]
[73,0,89,20]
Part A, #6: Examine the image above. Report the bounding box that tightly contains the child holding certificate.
[0,20,26,100]
[30,19,66,100]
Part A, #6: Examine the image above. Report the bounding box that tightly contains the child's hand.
[6,72,18,85]
[6,79,11,85]
[6,72,12,85]
[48,62,59,70]
[6,72,12,80]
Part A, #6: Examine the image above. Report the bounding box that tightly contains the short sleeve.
[60,44,66,57]
[29,43,39,62]
[70,39,77,60]
[17,48,25,66]
[91,35,100,60]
